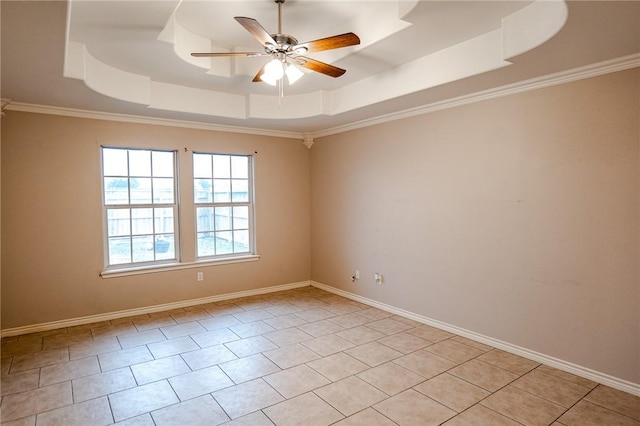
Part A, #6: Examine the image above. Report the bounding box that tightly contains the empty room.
[1,0,639,425]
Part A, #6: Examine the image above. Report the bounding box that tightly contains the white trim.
[0,280,310,338]
[4,54,639,139]
[310,53,640,138]
[101,255,261,279]
[311,281,640,397]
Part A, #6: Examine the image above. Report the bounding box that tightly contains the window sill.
[101,255,261,279]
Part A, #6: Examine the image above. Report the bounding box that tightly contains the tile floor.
[1,286,639,425]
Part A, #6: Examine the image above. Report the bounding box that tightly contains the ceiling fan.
[191,0,360,86]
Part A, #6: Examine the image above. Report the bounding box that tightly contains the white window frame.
[101,146,180,270]
[193,152,256,260]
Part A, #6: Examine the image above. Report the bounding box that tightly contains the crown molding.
[4,54,638,139]
[310,53,640,139]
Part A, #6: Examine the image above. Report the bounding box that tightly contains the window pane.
[130,178,152,204]
[108,236,131,264]
[153,178,174,203]
[107,209,130,236]
[155,234,174,260]
[193,154,212,178]
[131,208,153,235]
[197,232,216,257]
[213,155,230,178]
[231,179,248,202]
[233,206,248,229]
[196,207,214,232]
[104,178,129,205]
[231,156,248,179]
[194,179,212,203]
[214,207,231,231]
[132,235,154,262]
[215,231,233,255]
[213,179,230,202]
[234,230,249,252]
[152,151,174,177]
[103,148,128,176]
[129,150,151,176]
[154,207,174,234]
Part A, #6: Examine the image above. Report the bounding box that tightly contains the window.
[193,153,254,258]
[102,147,178,267]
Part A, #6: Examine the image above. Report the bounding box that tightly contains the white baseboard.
[311,281,640,397]
[0,281,310,338]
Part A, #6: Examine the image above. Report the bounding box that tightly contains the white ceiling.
[2,1,639,137]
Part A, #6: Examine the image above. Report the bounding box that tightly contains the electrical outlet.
[351,270,360,282]
[197,272,204,281]
[374,273,383,285]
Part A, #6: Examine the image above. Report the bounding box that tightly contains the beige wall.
[1,113,311,329]
[310,69,640,383]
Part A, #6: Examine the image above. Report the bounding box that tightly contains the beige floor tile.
[263,391,344,426]
[263,302,303,316]
[181,344,238,370]
[39,356,100,386]
[393,349,457,379]
[147,336,199,358]
[190,328,240,347]
[558,400,640,426]
[442,404,521,425]
[358,308,395,321]
[130,355,191,385]
[390,315,423,327]
[1,338,43,357]
[263,342,321,369]
[414,372,490,412]
[117,328,166,349]
[42,330,93,350]
[264,328,313,346]
[337,326,386,345]
[213,378,284,419]
[378,332,431,353]
[333,407,397,425]
[511,369,591,408]
[302,334,356,357]
[1,415,37,426]
[160,321,207,339]
[326,303,367,316]
[219,353,280,383]
[481,385,565,426]
[306,352,369,382]
[109,380,179,422]
[345,342,403,367]
[328,313,371,329]
[315,375,387,416]
[263,313,308,330]
[91,321,138,340]
[374,388,456,425]
[132,315,176,332]
[406,325,455,342]
[114,413,155,426]
[0,381,73,422]
[169,309,211,324]
[221,411,275,426]
[98,345,154,371]
[450,336,493,352]
[205,303,248,317]
[357,362,424,396]
[365,318,414,335]
[232,308,274,323]
[35,395,112,426]
[1,368,40,396]
[585,385,640,420]
[229,321,276,338]
[424,339,485,364]
[10,347,69,372]
[69,336,121,360]
[448,359,518,392]
[477,349,539,376]
[264,364,331,398]
[168,365,234,400]
[72,366,137,402]
[224,335,278,358]
[151,394,229,425]
[534,364,598,389]
[294,308,336,322]
[297,319,345,337]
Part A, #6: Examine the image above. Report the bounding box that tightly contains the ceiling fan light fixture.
[262,57,285,81]
[285,63,304,85]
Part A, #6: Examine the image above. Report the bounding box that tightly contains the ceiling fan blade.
[293,32,360,54]
[235,16,277,47]
[252,64,268,82]
[296,57,346,78]
[191,52,266,57]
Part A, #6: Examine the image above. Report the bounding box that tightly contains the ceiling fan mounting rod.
[275,0,284,34]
